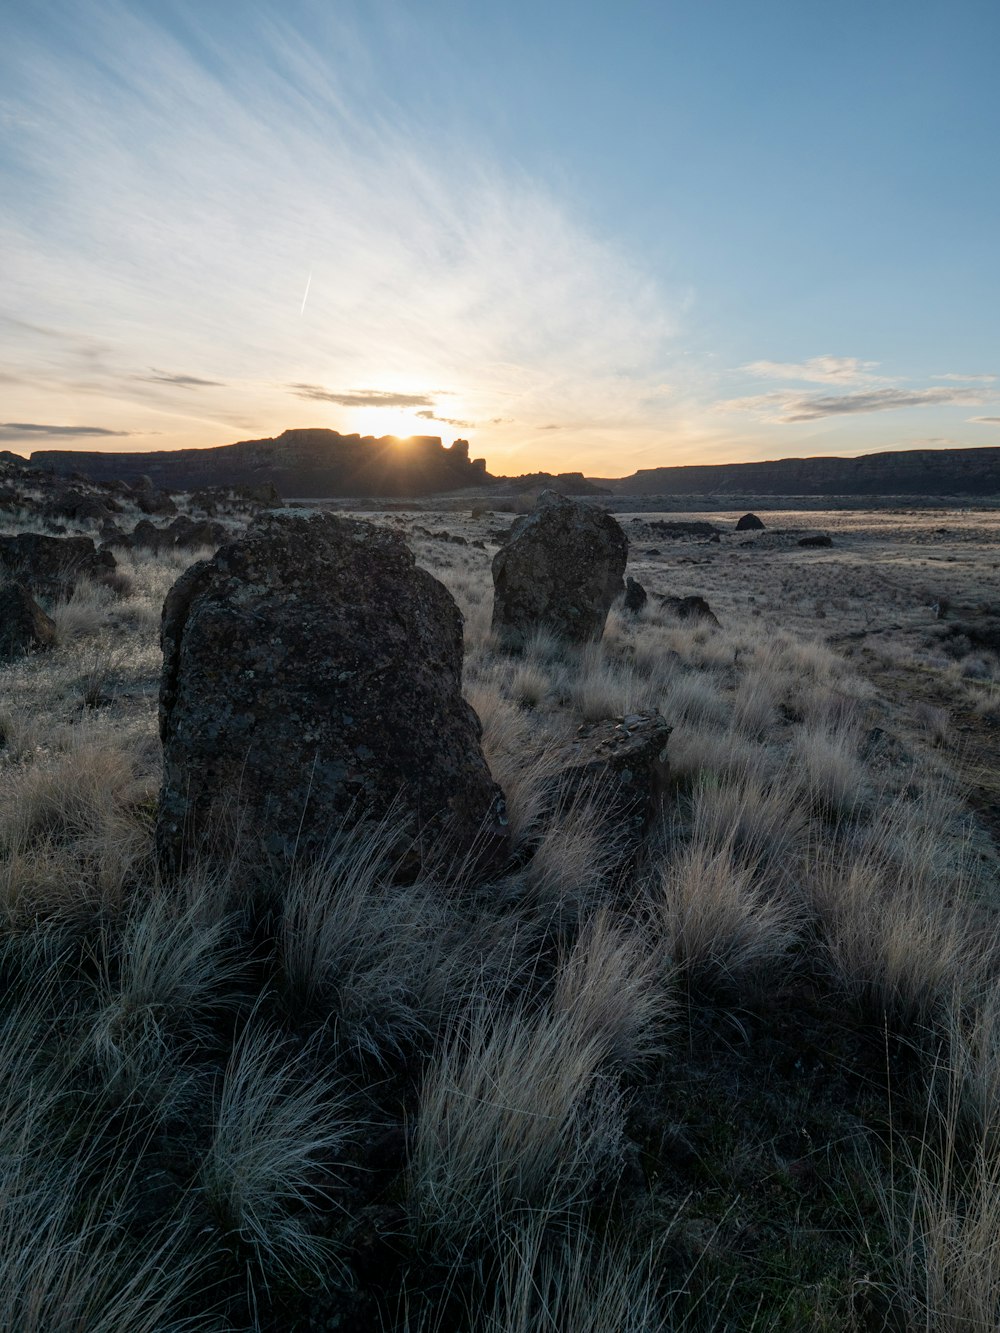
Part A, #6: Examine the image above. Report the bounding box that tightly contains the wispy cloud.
[0,422,131,442]
[722,386,990,423]
[139,370,226,388]
[936,373,997,383]
[0,5,676,466]
[740,355,883,385]
[969,416,1000,425]
[415,409,473,428]
[290,385,435,408]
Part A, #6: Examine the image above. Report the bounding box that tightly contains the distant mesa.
[27,433,1000,501]
[596,447,1000,497]
[31,428,492,499]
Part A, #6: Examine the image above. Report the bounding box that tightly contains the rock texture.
[552,712,671,850]
[156,512,509,871]
[736,513,765,531]
[0,583,57,659]
[798,534,833,548]
[491,491,628,647]
[0,533,117,597]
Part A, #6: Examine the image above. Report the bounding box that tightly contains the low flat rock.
[552,711,671,849]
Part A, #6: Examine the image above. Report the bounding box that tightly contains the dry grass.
[4,501,1000,1325]
[654,838,800,991]
[409,1000,626,1259]
[277,822,450,1062]
[200,1017,357,1276]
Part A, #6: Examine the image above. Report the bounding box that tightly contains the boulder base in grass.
[552,712,671,851]
[0,533,116,598]
[657,594,720,626]
[156,512,509,872]
[0,583,57,659]
[624,576,647,613]
[736,513,765,531]
[491,491,628,647]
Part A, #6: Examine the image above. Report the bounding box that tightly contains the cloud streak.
[139,370,226,388]
[290,385,436,409]
[415,409,473,428]
[0,422,131,442]
[741,355,883,385]
[723,386,990,423]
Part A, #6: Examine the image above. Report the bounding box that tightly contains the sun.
[346,408,444,440]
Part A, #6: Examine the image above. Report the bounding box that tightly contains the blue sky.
[1,0,998,474]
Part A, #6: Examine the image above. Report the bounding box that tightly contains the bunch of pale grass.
[654,838,800,989]
[200,1017,357,1277]
[409,1000,626,1260]
[278,822,449,1062]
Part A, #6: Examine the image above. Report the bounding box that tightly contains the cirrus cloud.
[721,386,991,423]
[289,385,436,409]
[0,421,131,442]
[740,355,883,385]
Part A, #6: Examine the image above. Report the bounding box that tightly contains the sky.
[1,0,998,477]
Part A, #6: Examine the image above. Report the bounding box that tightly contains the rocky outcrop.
[34,428,492,499]
[552,712,671,850]
[156,512,509,871]
[736,513,765,531]
[0,533,116,598]
[110,516,230,553]
[0,583,57,659]
[491,492,628,647]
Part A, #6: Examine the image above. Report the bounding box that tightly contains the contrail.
[299,270,312,316]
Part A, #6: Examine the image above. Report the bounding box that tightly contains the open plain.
[3,491,1000,1329]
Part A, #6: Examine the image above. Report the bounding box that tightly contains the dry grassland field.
[3,494,1000,1331]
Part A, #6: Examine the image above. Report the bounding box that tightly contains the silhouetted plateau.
[32,427,492,498]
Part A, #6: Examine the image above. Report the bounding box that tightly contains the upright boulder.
[0,583,57,660]
[624,576,647,614]
[491,491,627,647]
[156,512,508,871]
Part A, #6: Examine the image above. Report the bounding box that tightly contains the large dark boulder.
[735,513,765,531]
[156,512,509,872]
[0,583,57,659]
[491,491,628,647]
[0,533,116,598]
